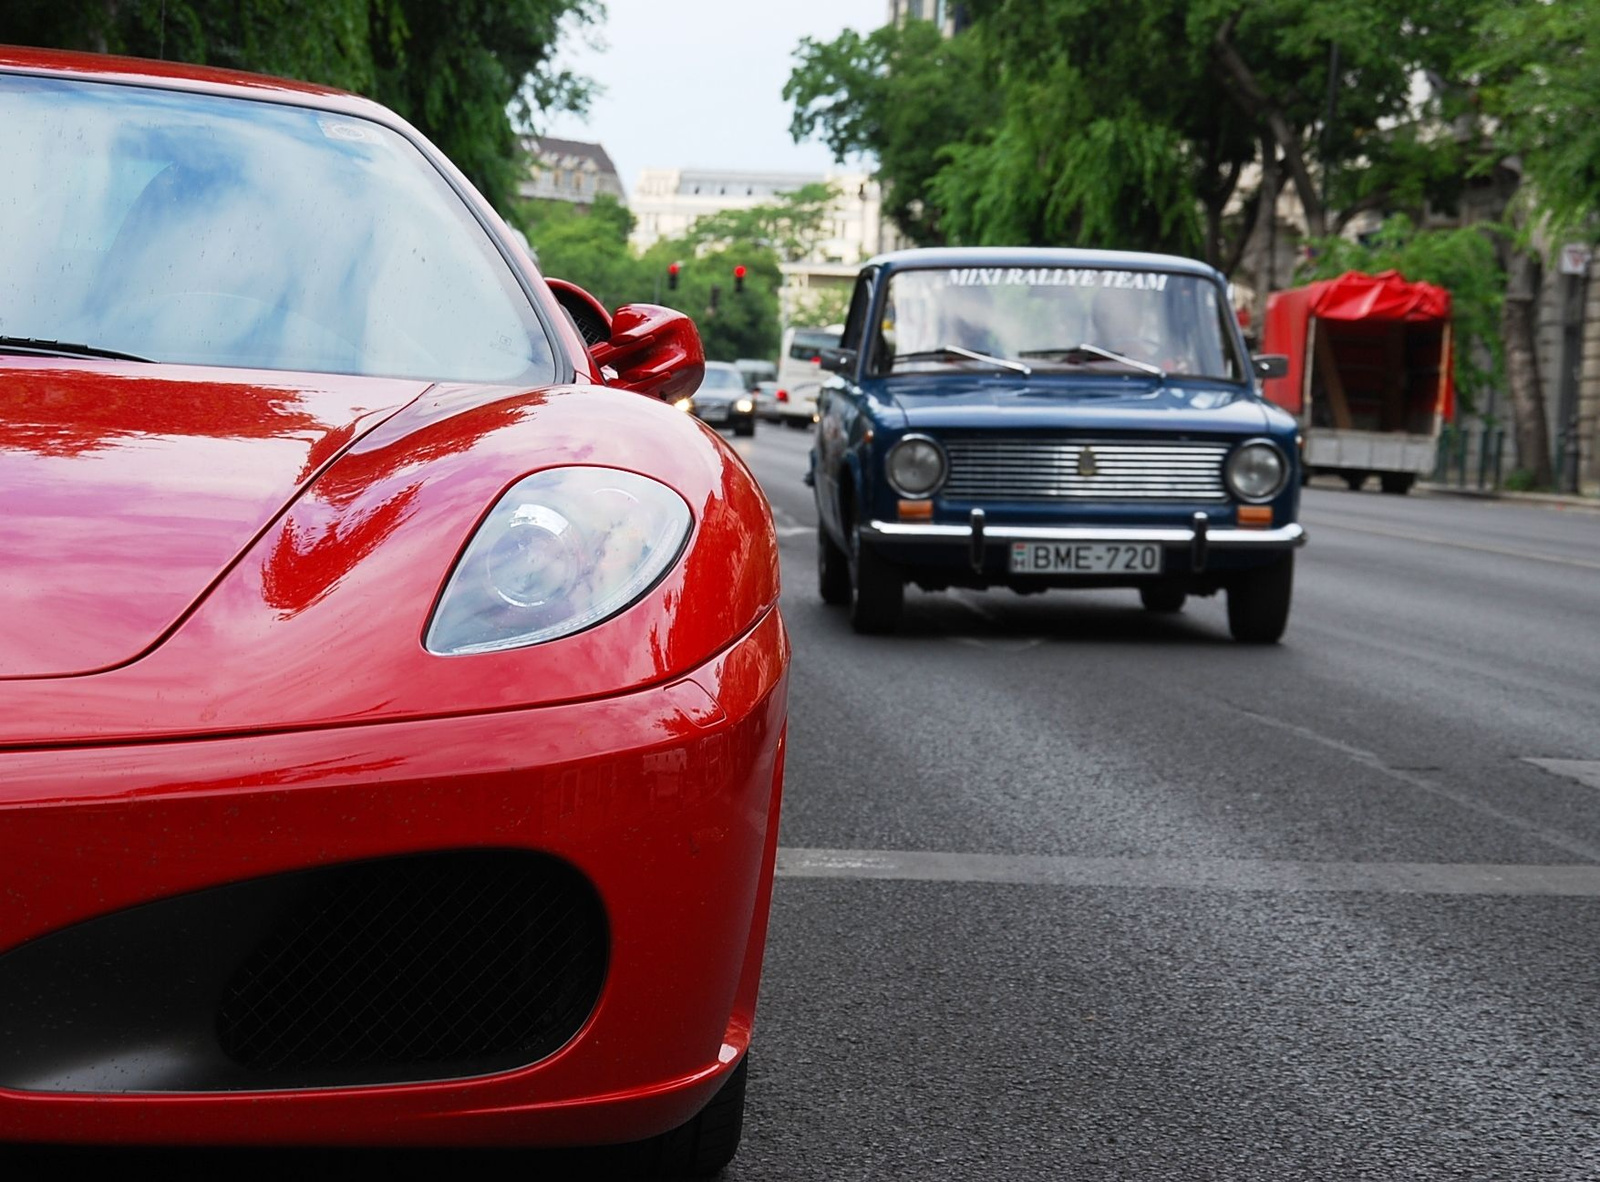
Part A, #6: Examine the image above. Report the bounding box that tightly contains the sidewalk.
[1417,482,1600,513]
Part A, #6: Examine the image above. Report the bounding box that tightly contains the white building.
[627,167,891,266]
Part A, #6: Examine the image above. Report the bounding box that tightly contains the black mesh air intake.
[215,850,607,1077]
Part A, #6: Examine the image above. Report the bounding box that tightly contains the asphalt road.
[723,423,1600,1181]
[6,424,1598,1181]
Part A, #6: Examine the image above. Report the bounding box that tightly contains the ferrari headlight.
[426,467,691,655]
[886,434,946,498]
[1226,440,1288,502]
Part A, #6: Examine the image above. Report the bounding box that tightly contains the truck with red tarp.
[1260,271,1453,494]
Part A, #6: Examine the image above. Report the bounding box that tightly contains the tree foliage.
[0,0,599,210]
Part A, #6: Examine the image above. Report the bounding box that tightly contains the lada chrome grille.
[941,438,1230,502]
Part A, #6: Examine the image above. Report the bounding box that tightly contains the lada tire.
[1226,553,1294,644]
[641,1054,748,1177]
[818,523,852,605]
[849,533,904,633]
[1140,583,1187,613]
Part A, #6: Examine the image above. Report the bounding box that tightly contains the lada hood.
[0,361,428,678]
[883,376,1272,435]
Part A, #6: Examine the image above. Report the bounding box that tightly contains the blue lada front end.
[810,248,1306,642]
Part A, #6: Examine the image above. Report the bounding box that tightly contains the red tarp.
[1260,270,1454,420]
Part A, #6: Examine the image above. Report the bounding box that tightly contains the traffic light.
[733,264,747,295]
[667,261,680,290]
[708,284,722,314]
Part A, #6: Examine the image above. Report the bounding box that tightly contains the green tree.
[0,0,598,211]
[685,183,839,263]
[515,194,647,310]
[786,20,1000,244]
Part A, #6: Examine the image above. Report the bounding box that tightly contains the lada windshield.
[874,266,1245,382]
[0,74,555,384]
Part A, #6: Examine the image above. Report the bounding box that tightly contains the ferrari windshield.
[0,74,554,384]
[874,266,1245,382]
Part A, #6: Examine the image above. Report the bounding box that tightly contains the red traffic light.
[733,265,747,279]
[733,263,746,294]
[667,261,680,291]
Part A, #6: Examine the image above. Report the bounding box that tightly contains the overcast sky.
[540,0,877,194]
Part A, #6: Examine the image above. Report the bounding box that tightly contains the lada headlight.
[886,434,947,498]
[426,467,691,655]
[1226,440,1288,503]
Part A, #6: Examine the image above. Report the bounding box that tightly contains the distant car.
[773,325,842,427]
[735,357,776,393]
[0,46,787,1177]
[686,361,757,436]
[811,247,1305,641]
[753,379,781,420]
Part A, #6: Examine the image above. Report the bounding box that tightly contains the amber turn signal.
[897,499,934,521]
[1236,504,1273,528]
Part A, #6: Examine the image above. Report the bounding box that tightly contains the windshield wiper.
[892,345,1032,376]
[1019,343,1163,377]
[0,336,153,363]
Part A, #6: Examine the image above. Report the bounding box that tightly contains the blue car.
[809,247,1305,642]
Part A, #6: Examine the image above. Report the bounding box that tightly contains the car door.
[815,269,876,540]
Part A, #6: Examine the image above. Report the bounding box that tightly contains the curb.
[1417,483,1600,513]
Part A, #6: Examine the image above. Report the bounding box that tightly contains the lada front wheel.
[849,535,904,633]
[1226,554,1294,644]
[819,523,852,605]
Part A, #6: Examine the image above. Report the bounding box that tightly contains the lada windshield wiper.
[1019,342,1163,377]
[892,345,1032,376]
[0,336,153,363]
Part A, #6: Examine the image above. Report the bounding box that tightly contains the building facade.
[518,137,625,209]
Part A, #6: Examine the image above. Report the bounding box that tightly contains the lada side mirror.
[818,346,857,376]
[590,303,706,403]
[1252,354,1290,380]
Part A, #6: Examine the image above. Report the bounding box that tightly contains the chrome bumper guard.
[863,519,1307,549]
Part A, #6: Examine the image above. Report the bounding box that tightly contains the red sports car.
[0,47,787,1177]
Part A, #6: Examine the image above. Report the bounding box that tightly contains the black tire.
[1140,583,1187,613]
[733,419,755,437]
[1342,471,1367,491]
[641,1055,748,1178]
[818,522,852,605]
[849,529,903,633]
[1379,472,1414,495]
[1227,553,1294,644]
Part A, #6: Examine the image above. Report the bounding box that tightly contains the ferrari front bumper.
[0,609,787,1148]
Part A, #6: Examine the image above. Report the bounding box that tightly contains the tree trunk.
[1502,247,1554,486]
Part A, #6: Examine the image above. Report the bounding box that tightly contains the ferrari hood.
[0,361,429,678]
[885,376,1272,435]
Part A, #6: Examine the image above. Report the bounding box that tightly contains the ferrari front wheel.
[643,1054,748,1178]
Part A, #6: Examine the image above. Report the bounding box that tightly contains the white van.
[771,324,842,427]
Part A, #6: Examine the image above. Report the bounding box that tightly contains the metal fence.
[1433,423,1508,491]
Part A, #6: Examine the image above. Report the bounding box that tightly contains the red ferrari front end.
[0,47,788,1172]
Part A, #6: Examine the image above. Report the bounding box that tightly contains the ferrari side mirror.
[591,304,705,403]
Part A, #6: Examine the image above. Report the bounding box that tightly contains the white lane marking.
[775,526,812,538]
[1526,760,1600,792]
[775,847,1600,896]
[1224,705,1600,862]
[1303,517,1600,572]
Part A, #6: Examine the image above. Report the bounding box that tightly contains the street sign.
[1559,243,1593,276]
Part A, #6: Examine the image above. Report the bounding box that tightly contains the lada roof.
[866,246,1223,281]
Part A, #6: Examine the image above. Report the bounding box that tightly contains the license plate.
[1009,541,1163,574]
[699,406,729,422]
